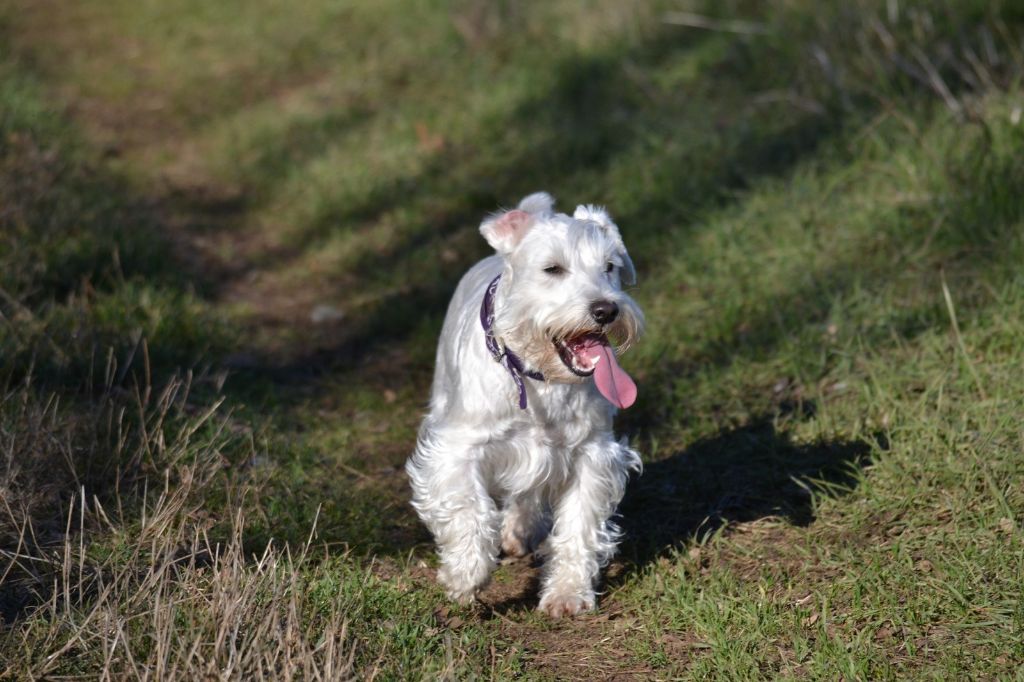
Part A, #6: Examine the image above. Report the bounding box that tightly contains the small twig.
[484,604,520,628]
[662,11,769,36]
[115,329,144,386]
[940,273,987,400]
[301,504,322,560]
[812,45,852,112]
[869,16,897,54]
[911,45,964,121]
[962,44,997,92]
[337,461,374,482]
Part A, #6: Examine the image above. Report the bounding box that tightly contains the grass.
[1,0,1023,678]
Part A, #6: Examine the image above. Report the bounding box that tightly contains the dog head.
[480,192,644,388]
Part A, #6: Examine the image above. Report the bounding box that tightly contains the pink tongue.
[580,338,637,409]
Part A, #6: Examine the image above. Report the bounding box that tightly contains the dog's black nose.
[589,300,619,325]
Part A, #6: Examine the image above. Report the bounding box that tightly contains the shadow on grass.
[617,415,875,569]
[215,6,1024,396]
[241,31,843,389]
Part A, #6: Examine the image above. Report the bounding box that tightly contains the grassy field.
[1,0,1023,678]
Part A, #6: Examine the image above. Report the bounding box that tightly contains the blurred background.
[2,0,1023,678]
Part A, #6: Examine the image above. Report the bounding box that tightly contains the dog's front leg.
[538,439,638,618]
[408,433,500,603]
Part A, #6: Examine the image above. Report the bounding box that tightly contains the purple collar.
[480,274,544,409]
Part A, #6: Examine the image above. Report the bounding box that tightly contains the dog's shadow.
[616,415,875,569]
[479,409,875,613]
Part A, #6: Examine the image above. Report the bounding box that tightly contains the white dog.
[405,192,644,618]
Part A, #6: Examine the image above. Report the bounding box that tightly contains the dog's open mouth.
[553,333,638,409]
[554,333,605,377]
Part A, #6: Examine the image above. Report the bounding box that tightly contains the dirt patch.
[481,557,689,678]
[492,606,666,680]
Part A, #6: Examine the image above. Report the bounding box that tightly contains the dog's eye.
[605,262,615,273]
[543,265,566,276]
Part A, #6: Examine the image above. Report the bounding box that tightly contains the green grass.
[2,0,1023,678]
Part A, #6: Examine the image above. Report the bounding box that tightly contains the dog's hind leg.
[538,438,640,618]
[500,493,549,558]
[406,427,500,603]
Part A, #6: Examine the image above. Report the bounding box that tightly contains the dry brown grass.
[7,515,354,680]
[1,369,354,680]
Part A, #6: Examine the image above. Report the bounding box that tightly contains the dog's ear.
[480,192,555,254]
[480,210,534,254]
[573,204,637,285]
[516,191,555,215]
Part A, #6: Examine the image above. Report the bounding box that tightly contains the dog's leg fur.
[538,438,639,618]
[408,426,501,603]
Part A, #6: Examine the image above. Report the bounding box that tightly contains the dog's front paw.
[538,591,595,619]
[438,564,490,605]
[445,586,479,605]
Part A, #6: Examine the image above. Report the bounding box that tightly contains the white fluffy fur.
[406,192,644,618]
